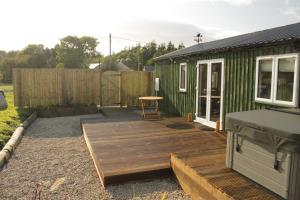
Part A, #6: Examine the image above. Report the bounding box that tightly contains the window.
[256,58,274,102]
[255,54,299,107]
[179,63,187,92]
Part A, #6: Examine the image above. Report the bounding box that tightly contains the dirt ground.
[0,115,191,200]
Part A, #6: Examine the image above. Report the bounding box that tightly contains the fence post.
[119,72,122,107]
[12,69,21,107]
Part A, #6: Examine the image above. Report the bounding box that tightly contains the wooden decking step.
[81,113,222,186]
[171,150,284,200]
[81,109,285,199]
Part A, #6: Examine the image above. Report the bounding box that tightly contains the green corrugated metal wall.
[155,43,300,127]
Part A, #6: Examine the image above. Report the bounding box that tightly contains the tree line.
[0,36,101,82]
[109,41,184,71]
[0,36,184,82]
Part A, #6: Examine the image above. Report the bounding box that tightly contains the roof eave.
[154,38,300,62]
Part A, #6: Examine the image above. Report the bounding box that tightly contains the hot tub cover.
[226,109,300,153]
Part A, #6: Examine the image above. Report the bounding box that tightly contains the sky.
[0,0,300,55]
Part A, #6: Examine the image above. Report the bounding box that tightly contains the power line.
[111,35,148,44]
[98,33,150,56]
[97,35,148,44]
[97,36,108,39]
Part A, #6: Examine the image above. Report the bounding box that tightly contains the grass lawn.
[0,84,33,149]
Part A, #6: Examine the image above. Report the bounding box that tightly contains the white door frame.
[195,58,225,130]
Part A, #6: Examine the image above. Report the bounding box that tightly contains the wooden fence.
[121,71,154,107]
[13,68,154,107]
[101,71,121,106]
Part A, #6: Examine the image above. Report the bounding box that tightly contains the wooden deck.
[81,109,282,199]
[81,109,222,185]
[171,147,283,200]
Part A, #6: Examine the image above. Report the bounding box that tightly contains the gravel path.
[0,115,191,200]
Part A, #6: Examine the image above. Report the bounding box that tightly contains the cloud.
[157,0,255,6]
[281,0,300,19]
[282,7,300,19]
[106,0,255,7]
[98,20,241,55]
[204,0,255,6]
[200,26,242,41]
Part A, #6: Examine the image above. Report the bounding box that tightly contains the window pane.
[198,64,207,118]
[210,63,222,122]
[276,57,295,101]
[257,59,272,99]
[180,65,186,89]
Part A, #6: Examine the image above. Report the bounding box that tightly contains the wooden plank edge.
[171,153,233,200]
[81,125,106,186]
[104,167,172,185]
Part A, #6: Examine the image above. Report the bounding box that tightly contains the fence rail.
[13,68,153,107]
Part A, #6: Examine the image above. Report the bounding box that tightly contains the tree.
[22,44,48,68]
[80,36,98,57]
[178,42,185,49]
[55,36,99,68]
[166,41,176,52]
[112,41,183,71]
[0,53,30,82]
[141,41,157,66]
[0,50,6,59]
[0,45,56,82]
[45,48,57,67]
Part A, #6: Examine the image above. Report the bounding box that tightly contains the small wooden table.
[139,96,163,119]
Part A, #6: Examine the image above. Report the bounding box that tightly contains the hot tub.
[225,109,300,200]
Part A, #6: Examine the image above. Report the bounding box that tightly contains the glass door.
[196,59,223,129]
[210,62,222,123]
[198,63,208,119]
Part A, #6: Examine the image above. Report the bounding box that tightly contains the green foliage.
[101,56,119,71]
[56,63,65,68]
[0,36,180,81]
[113,41,184,70]
[0,35,101,82]
[56,36,100,68]
[0,53,30,82]
[22,44,48,67]
[0,84,33,149]
[0,45,56,82]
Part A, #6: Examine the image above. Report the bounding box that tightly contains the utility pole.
[109,33,112,56]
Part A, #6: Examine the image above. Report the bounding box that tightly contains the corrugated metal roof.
[155,22,300,61]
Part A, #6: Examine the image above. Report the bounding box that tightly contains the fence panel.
[101,71,121,106]
[120,71,154,107]
[13,69,102,107]
[63,70,101,105]
[13,69,153,107]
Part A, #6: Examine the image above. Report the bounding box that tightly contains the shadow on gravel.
[105,177,185,199]
[24,114,104,139]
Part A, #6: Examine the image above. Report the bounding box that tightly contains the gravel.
[0,115,191,200]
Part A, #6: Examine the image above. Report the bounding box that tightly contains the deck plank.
[81,109,283,199]
[81,113,216,185]
[171,146,284,200]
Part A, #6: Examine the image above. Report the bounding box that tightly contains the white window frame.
[255,56,275,104]
[179,63,187,92]
[255,53,299,107]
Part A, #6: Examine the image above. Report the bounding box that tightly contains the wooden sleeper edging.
[0,112,37,168]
